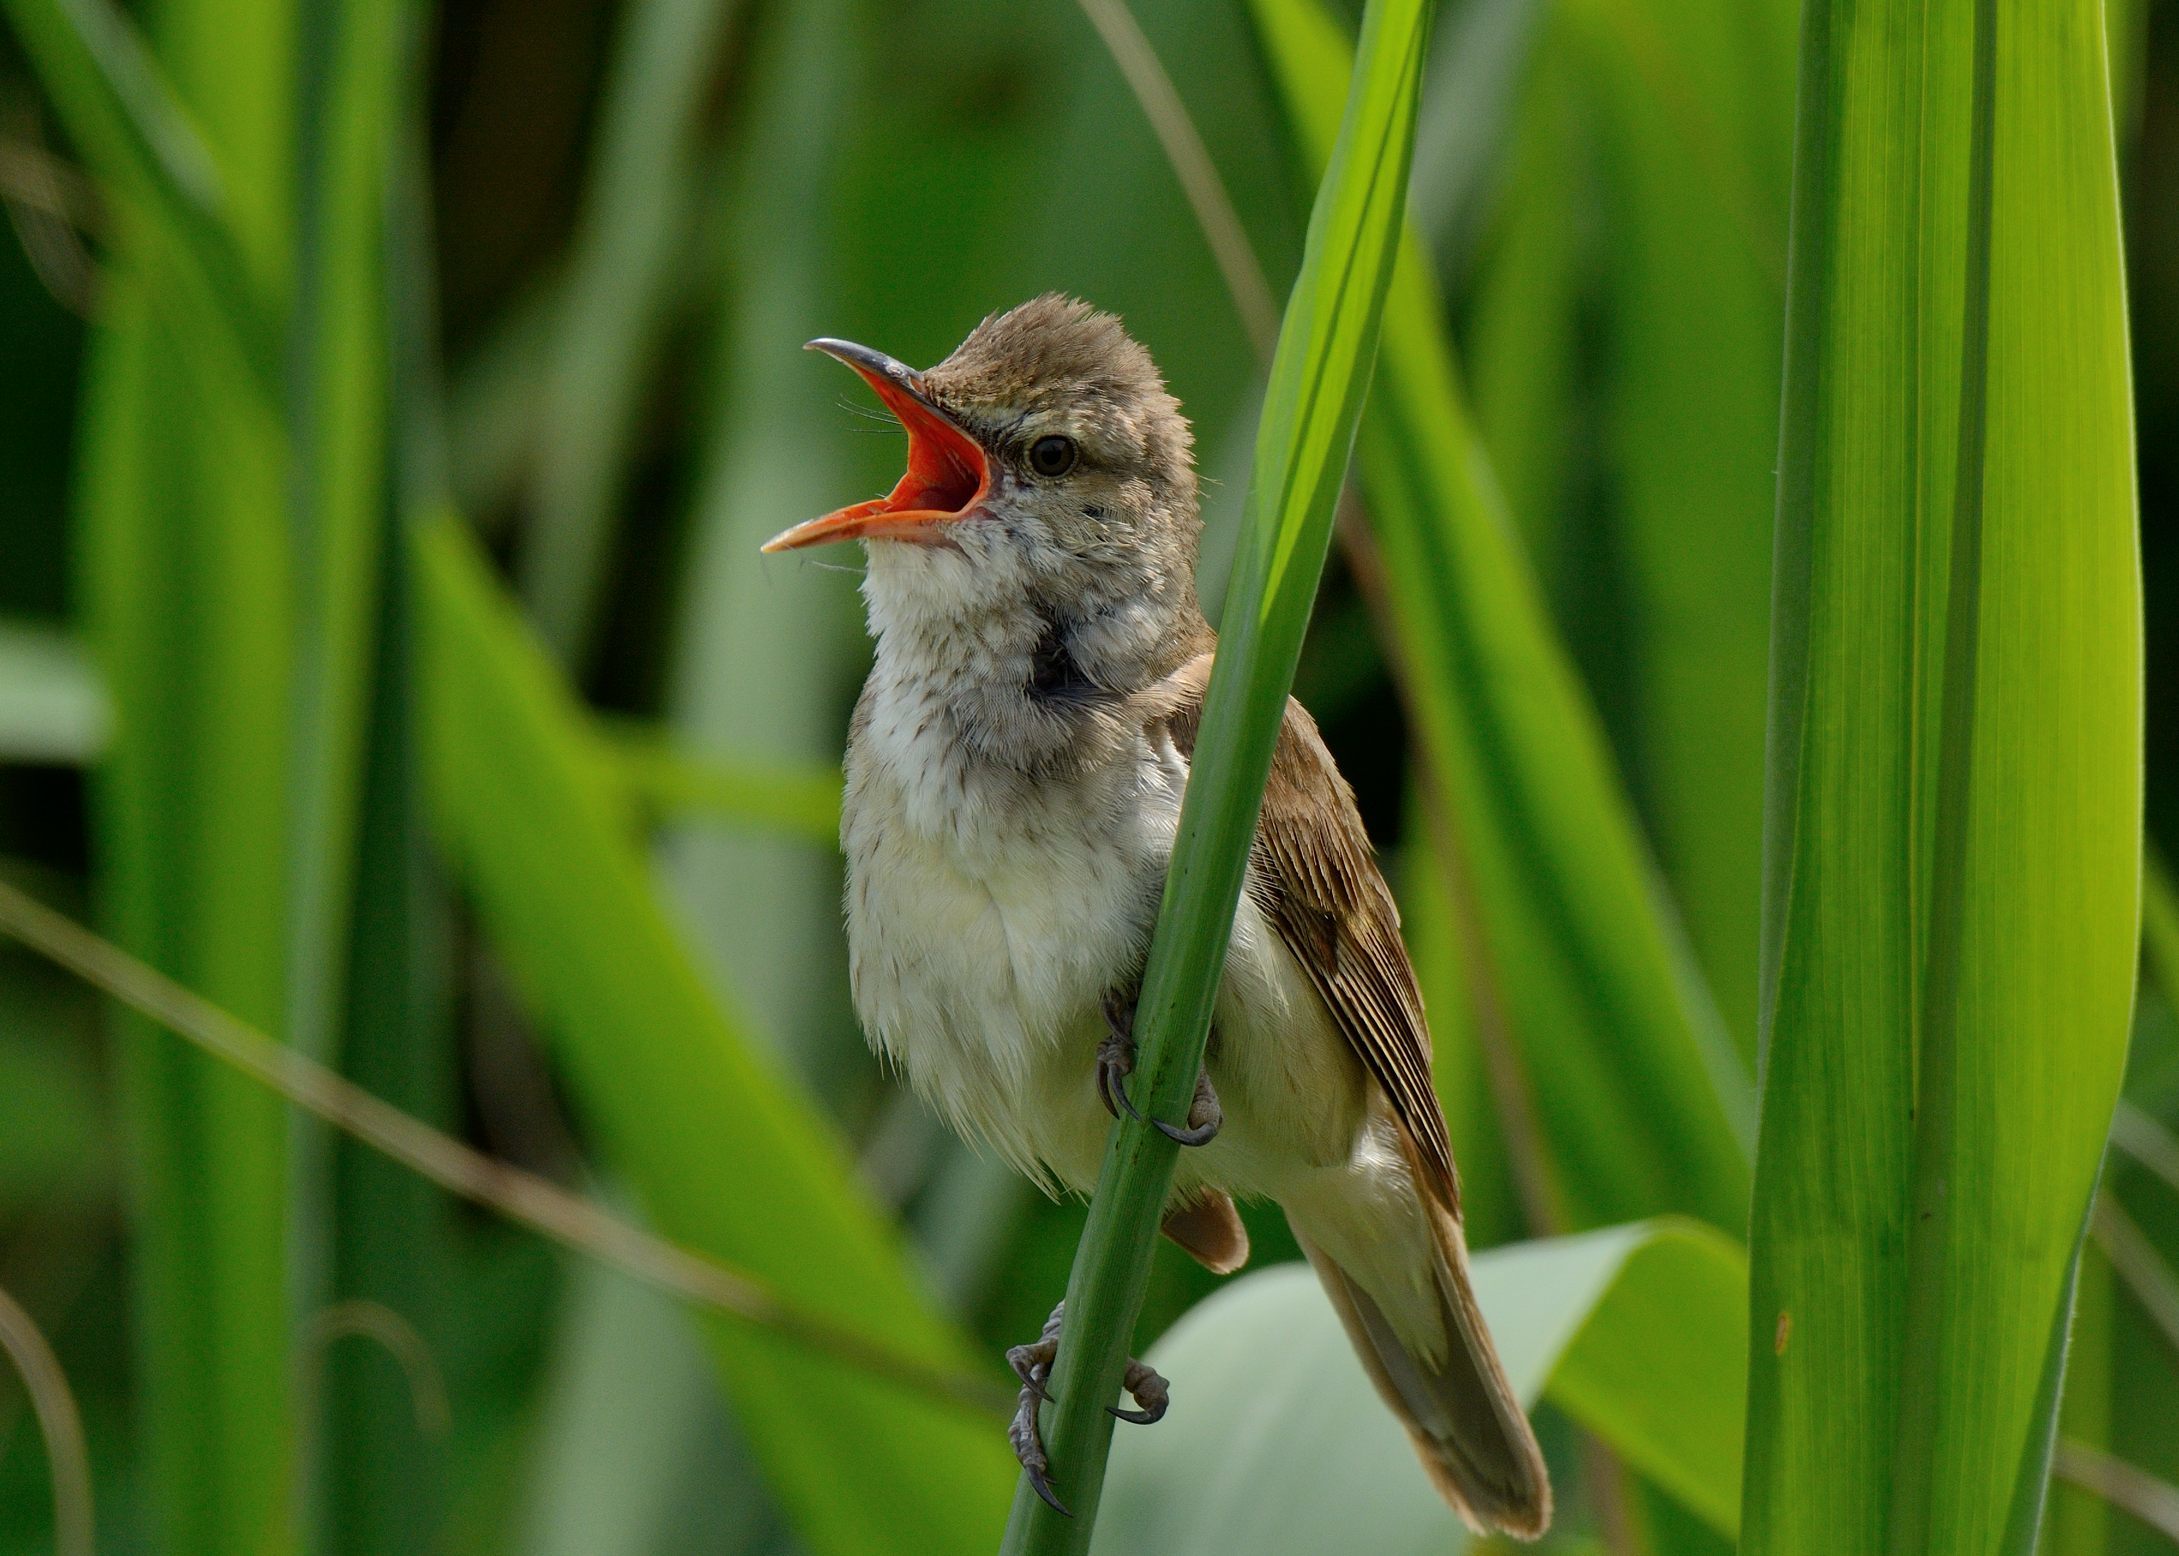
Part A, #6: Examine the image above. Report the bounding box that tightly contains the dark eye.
[1027,435,1078,478]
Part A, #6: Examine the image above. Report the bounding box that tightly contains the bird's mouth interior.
[881,389,985,517]
[761,346,989,553]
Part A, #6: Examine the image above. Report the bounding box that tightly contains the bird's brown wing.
[1156,655,1460,1211]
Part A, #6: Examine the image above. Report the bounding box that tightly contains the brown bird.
[762,295,1550,1538]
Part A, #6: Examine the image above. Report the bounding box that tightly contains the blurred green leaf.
[0,0,282,391]
[1556,0,1796,1051]
[2042,1246,2117,1555]
[0,1026,105,1205]
[1406,0,1543,268]
[0,624,108,764]
[317,39,463,1546]
[517,1259,748,1556]
[1744,0,2143,1545]
[22,0,303,1545]
[322,528,454,1556]
[594,724,841,846]
[415,513,1016,1556]
[1463,30,1585,585]
[518,0,745,662]
[1096,1221,1747,1554]
[1251,0,1753,1234]
[661,0,864,1102]
[279,0,404,1070]
[1000,0,1431,1546]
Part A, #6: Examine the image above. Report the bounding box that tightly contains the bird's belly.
[845,762,1366,1199]
[844,769,1170,1189]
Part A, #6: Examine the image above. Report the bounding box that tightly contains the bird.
[760,294,1551,1538]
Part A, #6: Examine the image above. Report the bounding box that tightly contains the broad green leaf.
[414,515,1016,1556]
[1251,0,1752,1234]
[1095,1221,1747,1553]
[1745,0,2142,1545]
[22,0,301,1546]
[998,2,1431,1548]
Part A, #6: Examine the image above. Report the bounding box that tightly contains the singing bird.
[762,295,1550,1537]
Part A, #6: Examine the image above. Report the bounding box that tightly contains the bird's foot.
[1005,1300,1172,1518]
[1156,1068,1223,1147]
[1094,991,1145,1125]
[1095,990,1224,1147]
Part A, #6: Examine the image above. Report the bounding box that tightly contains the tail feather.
[1291,1203,1552,1539]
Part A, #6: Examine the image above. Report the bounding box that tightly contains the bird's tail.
[1288,1174,1551,1538]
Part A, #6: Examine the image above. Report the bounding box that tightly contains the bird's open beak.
[760,339,990,553]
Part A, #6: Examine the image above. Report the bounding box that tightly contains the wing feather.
[1156,655,1460,1209]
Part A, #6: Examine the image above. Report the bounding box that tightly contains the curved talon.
[1153,1070,1223,1148]
[1118,1358,1171,1426]
[1007,1350,1053,1405]
[1095,1038,1145,1124]
[1005,1298,1169,1517]
[1024,1460,1072,1518]
[1009,1302,1073,1516]
[1153,1115,1218,1147]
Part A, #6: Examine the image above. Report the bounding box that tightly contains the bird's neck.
[859,548,1209,779]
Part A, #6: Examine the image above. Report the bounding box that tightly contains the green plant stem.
[993,1,1430,1549]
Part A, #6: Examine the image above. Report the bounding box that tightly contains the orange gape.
[763,341,988,552]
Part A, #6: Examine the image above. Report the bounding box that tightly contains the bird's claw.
[1005,1300,1173,1516]
[1107,1356,1170,1425]
[1152,1068,1224,1147]
[1096,990,1223,1147]
[1095,1035,1145,1125]
[1096,991,1146,1124]
[1008,1303,1072,1517]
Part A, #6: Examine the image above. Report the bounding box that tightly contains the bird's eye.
[1027,435,1078,478]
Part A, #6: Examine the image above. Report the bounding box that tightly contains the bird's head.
[763,295,1205,679]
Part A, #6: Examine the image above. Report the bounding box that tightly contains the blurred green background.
[0,0,2170,1551]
